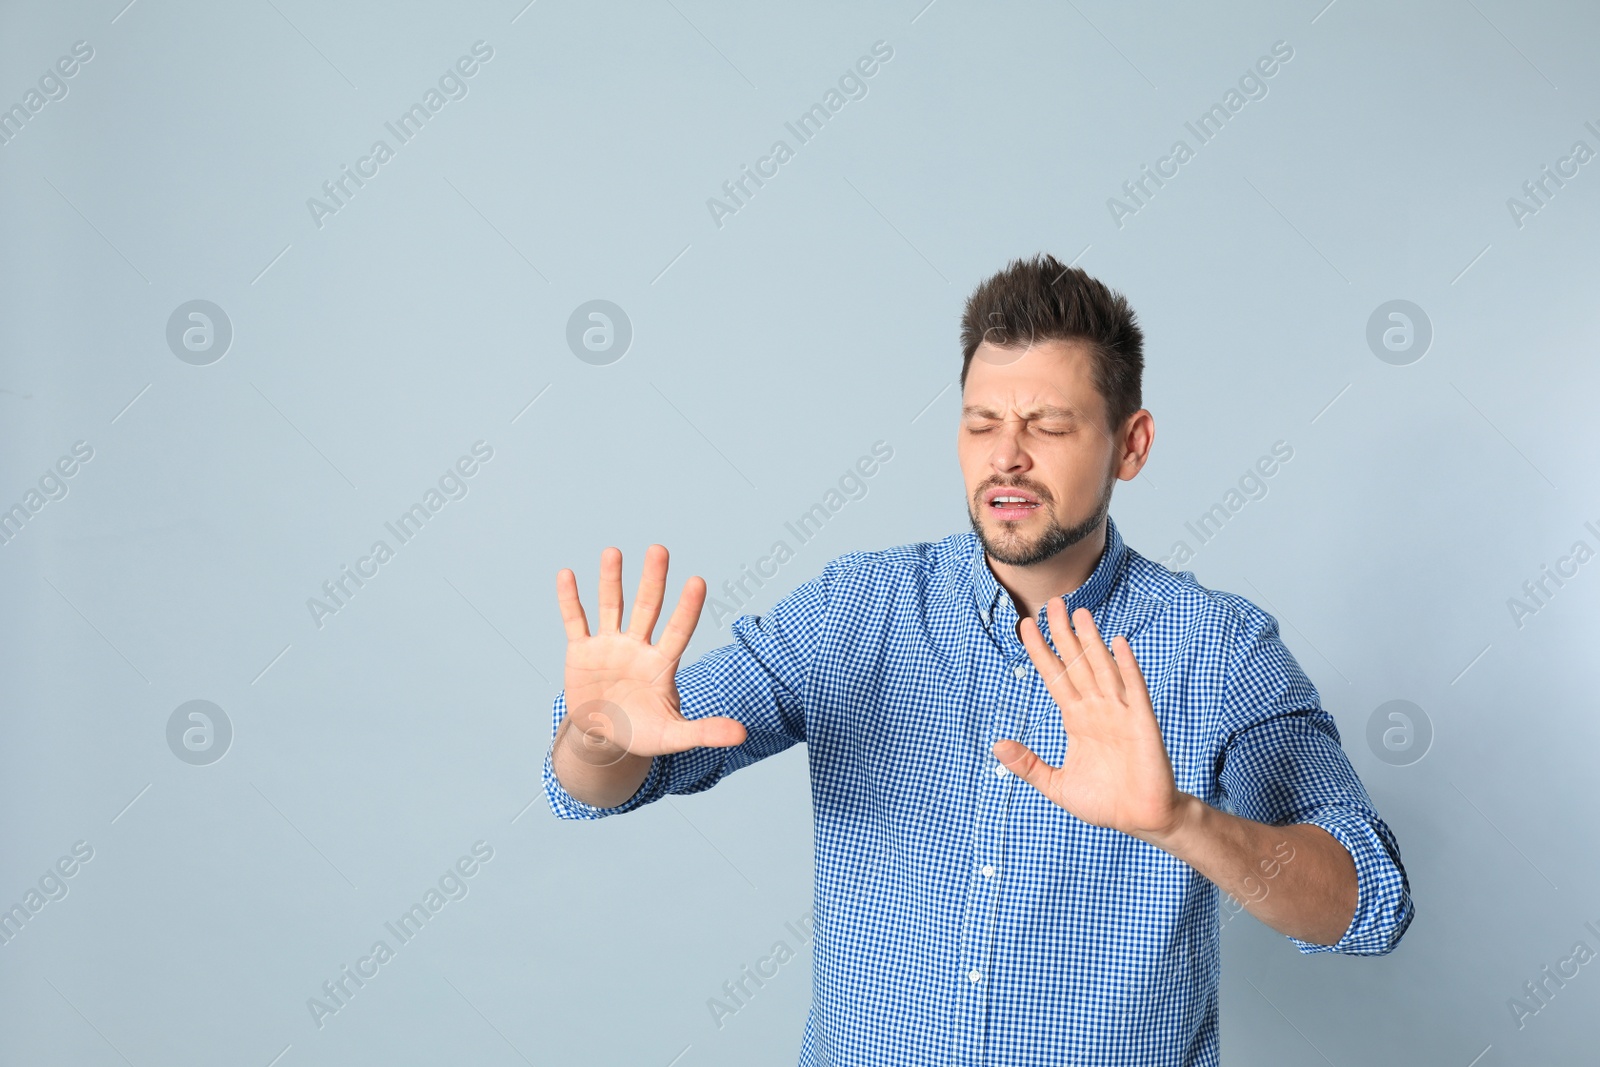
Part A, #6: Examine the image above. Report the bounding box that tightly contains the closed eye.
[963,419,1076,436]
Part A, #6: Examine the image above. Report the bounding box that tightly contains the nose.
[990,419,1032,475]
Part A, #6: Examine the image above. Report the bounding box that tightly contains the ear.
[1114,409,1155,480]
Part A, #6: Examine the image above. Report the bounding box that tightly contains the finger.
[992,738,1055,797]
[1111,634,1151,708]
[596,546,624,634]
[654,574,706,665]
[1046,597,1099,698]
[555,568,590,640]
[1019,616,1079,704]
[665,714,748,752]
[626,544,669,641]
[1072,607,1126,700]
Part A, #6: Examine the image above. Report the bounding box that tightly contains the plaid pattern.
[543,515,1414,1066]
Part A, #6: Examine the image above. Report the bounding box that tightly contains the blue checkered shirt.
[543,515,1414,1066]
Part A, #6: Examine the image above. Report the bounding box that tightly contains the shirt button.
[1013,663,1027,678]
[981,864,995,877]
[994,764,1009,777]
[968,969,982,983]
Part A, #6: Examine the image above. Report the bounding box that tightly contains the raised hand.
[556,544,747,769]
[992,600,1183,840]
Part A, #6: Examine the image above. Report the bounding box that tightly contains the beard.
[967,470,1115,567]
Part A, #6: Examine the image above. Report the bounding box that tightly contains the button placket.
[960,596,1035,1063]
[960,657,1019,1062]
[962,656,1031,1062]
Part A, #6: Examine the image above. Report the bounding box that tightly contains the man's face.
[958,338,1120,567]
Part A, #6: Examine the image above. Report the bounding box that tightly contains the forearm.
[1140,794,1357,946]
[550,712,654,809]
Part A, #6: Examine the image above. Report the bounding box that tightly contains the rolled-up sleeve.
[1214,600,1415,956]
[541,553,862,821]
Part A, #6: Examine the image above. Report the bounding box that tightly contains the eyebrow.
[961,404,1082,420]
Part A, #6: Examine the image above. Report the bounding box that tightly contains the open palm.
[993,599,1182,838]
[556,544,747,766]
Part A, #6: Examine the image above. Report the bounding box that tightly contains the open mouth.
[983,487,1044,521]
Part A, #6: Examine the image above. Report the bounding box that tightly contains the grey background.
[1,0,1596,1064]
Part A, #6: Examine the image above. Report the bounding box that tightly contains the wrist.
[551,725,654,808]
[1136,791,1209,856]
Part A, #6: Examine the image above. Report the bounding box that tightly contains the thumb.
[667,714,748,753]
[993,738,1054,794]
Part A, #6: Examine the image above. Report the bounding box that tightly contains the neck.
[988,521,1108,624]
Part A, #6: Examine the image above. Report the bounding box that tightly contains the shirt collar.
[971,514,1127,631]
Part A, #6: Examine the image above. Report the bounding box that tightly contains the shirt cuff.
[1286,808,1414,956]
[541,739,669,821]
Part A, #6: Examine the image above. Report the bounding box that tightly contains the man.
[543,253,1414,1066]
